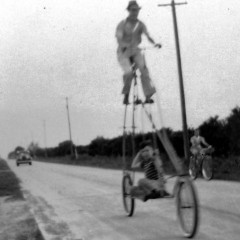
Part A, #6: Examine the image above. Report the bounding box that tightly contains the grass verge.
[0,159,23,200]
[0,158,44,240]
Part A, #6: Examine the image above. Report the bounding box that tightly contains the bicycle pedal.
[144,102,154,105]
[144,99,154,104]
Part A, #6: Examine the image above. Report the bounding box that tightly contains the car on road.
[16,150,32,166]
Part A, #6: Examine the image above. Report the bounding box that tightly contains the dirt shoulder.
[0,158,44,240]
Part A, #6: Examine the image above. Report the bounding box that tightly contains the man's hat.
[126,1,141,10]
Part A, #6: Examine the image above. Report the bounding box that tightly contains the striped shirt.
[141,158,159,180]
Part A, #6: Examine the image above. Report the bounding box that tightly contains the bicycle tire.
[202,156,213,181]
[176,177,199,238]
[189,156,198,180]
[122,174,135,217]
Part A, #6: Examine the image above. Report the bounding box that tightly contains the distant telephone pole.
[158,0,190,161]
[43,120,48,158]
[66,97,74,157]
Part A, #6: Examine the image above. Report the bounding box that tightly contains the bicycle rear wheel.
[202,156,213,180]
[176,177,199,238]
[122,174,135,217]
[189,156,198,180]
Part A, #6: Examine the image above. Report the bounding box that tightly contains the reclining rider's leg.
[130,186,145,200]
[138,178,153,195]
[138,178,164,194]
[134,51,156,103]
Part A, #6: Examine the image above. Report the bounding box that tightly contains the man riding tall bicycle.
[115,1,161,105]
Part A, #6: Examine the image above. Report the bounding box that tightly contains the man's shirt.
[115,18,149,56]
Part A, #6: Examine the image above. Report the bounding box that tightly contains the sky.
[1,0,240,157]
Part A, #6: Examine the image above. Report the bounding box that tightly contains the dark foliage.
[199,116,229,156]
[226,106,240,155]
[7,107,240,179]
[9,107,240,159]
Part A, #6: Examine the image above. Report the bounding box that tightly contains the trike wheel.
[176,177,199,238]
[122,174,135,217]
[189,156,197,180]
[202,156,213,181]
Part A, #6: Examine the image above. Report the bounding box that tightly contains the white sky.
[1,0,240,157]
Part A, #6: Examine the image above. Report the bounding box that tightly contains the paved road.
[8,160,240,240]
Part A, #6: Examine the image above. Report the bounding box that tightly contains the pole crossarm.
[158,1,187,7]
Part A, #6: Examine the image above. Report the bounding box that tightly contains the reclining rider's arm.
[131,151,142,169]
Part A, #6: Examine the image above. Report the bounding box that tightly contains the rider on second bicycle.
[190,129,211,161]
[115,1,161,105]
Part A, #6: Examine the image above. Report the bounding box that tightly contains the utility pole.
[43,120,48,158]
[158,1,190,162]
[66,97,74,158]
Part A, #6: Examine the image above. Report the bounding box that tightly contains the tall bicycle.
[121,48,200,238]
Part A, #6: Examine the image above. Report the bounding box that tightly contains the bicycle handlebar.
[139,45,162,51]
[200,146,215,156]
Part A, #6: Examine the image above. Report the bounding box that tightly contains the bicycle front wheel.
[202,156,213,180]
[176,177,199,238]
[189,156,198,180]
[122,174,135,217]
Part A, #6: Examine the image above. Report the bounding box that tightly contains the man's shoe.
[144,190,161,201]
[134,98,142,105]
[145,97,154,104]
[143,195,150,202]
[162,190,173,198]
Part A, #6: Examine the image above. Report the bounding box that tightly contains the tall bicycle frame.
[121,49,200,238]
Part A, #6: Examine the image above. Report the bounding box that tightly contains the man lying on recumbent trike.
[130,140,171,202]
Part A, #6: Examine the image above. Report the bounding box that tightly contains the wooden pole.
[158,1,189,162]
